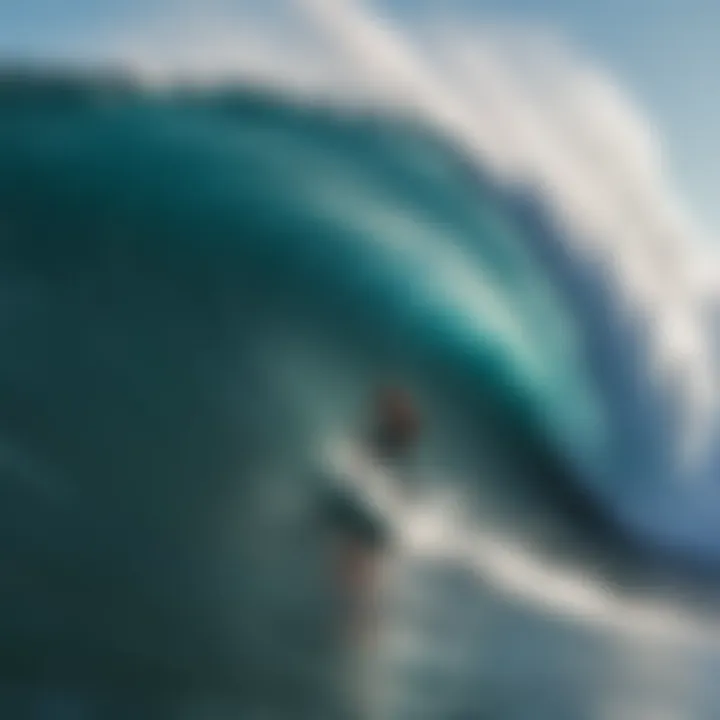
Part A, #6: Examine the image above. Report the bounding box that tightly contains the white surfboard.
[322,440,406,538]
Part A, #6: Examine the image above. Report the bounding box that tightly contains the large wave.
[2,68,720,718]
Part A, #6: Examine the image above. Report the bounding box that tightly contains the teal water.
[0,78,719,718]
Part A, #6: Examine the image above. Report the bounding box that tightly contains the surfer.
[318,385,422,643]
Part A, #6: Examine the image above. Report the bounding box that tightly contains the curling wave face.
[1,77,720,718]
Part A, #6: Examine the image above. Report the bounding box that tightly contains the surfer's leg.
[323,533,385,718]
[333,537,383,643]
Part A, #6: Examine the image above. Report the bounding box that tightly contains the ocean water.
[1,76,720,718]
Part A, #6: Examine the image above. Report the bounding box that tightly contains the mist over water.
[1,71,720,719]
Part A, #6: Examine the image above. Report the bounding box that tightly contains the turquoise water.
[0,79,719,718]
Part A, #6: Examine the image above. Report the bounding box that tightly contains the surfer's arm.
[319,481,390,550]
[315,450,391,550]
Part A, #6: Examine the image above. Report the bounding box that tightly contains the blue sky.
[387,0,720,236]
[2,0,719,236]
